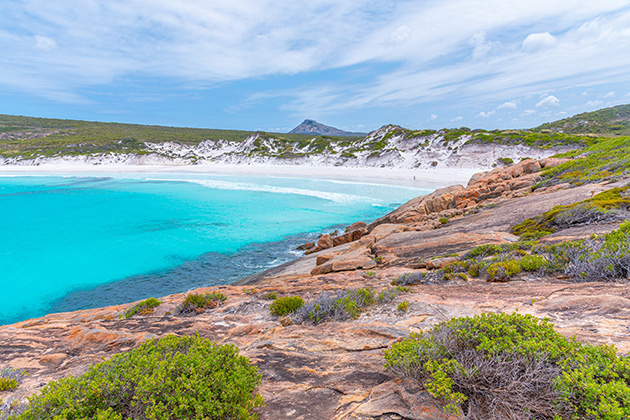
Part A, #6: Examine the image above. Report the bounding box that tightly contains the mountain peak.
[288,119,366,137]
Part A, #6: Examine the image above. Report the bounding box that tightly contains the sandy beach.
[0,162,483,188]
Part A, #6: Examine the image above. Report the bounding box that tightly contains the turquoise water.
[0,173,429,325]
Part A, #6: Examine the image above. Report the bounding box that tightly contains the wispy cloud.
[0,0,629,129]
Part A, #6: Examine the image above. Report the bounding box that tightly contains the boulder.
[346,221,367,232]
[296,242,315,251]
[330,248,377,272]
[317,234,333,250]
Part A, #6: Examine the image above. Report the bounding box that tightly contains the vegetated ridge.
[288,119,366,137]
[1,108,619,168]
[533,103,630,135]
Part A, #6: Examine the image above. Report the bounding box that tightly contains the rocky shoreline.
[2,158,630,419]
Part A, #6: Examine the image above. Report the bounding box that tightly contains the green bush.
[439,217,449,225]
[177,292,227,314]
[120,298,161,319]
[397,301,410,313]
[0,378,18,392]
[13,335,264,420]
[512,186,630,240]
[269,296,304,316]
[384,312,630,419]
[486,260,522,281]
[262,291,277,300]
[295,287,410,324]
[519,254,547,272]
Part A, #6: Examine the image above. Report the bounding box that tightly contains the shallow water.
[0,173,429,325]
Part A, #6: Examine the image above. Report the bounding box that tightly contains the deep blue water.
[0,173,429,325]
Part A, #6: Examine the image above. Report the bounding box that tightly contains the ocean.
[0,172,430,325]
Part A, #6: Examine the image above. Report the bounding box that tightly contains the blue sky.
[1,0,630,133]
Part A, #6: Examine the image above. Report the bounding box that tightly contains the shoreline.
[0,162,483,188]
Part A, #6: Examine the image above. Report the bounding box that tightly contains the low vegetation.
[533,104,630,135]
[294,287,411,324]
[454,221,630,282]
[262,291,277,300]
[384,312,630,419]
[11,335,264,420]
[537,136,630,188]
[177,291,227,315]
[0,368,24,393]
[512,186,630,240]
[120,297,161,319]
[269,296,304,316]
[0,108,613,162]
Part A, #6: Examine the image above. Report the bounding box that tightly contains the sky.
[1,0,630,133]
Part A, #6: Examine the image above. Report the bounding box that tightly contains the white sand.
[0,162,482,188]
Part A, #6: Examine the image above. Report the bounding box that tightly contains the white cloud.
[497,100,518,110]
[601,91,615,98]
[584,99,604,108]
[430,114,438,120]
[470,32,500,59]
[520,109,537,117]
[536,95,560,108]
[1,0,629,111]
[476,110,496,118]
[34,35,57,50]
[627,91,630,97]
[521,32,557,52]
[385,25,411,48]
[451,116,463,122]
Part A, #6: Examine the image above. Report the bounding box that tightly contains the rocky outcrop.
[304,222,368,254]
[2,158,629,420]
[2,269,630,419]
[298,158,576,273]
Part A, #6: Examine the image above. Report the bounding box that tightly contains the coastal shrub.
[519,254,547,272]
[393,271,427,286]
[485,260,522,281]
[0,379,17,393]
[120,297,160,319]
[556,221,630,282]
[177,292,226,315]
[12,335,264,420]
[464,244,505,259]
[439,217,449,225]
[498,157,514,166]
[269,296,304,316]
[537,137,630,188]
[0,368,24,394]
[384,312,630,420]
[295,288,374,324]
[262,291,277,300]
[295,287,411,324]
[512,187,630,240]
[397,301,410,313]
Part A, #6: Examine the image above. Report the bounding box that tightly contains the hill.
[533,103,630,135]
[288,119,366,137]
[0,114,599,169]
